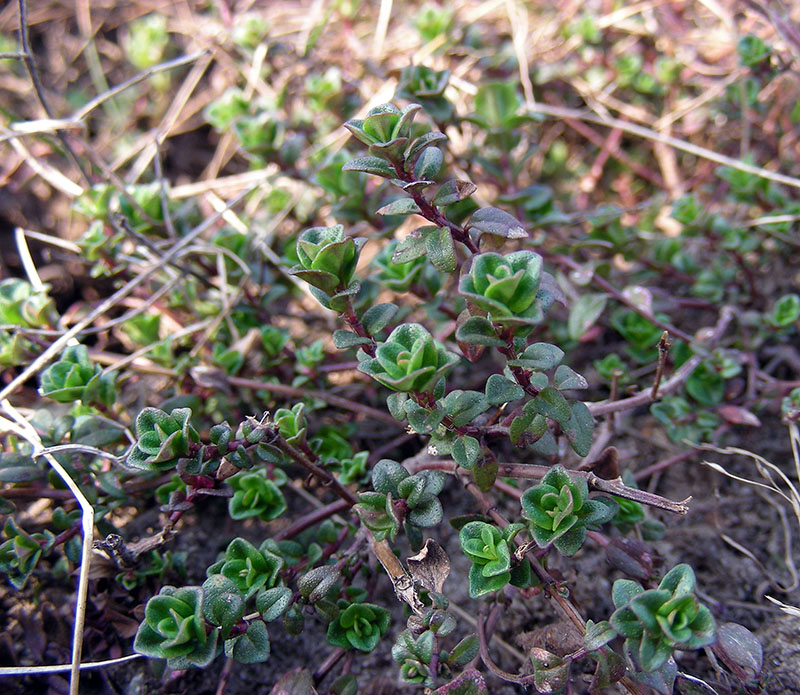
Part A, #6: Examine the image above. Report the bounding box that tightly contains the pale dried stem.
[697,436,800,592]
[530,102,800,191]
[0,401,95,695]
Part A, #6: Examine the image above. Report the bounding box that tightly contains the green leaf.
[467,564,509,597]
[407,496,444,528]
[658,563,696,596]
[562,401,594,457]
[225,620,270,664]
[531,386,571,424]
[297,565,341,603]
[454,316,504,347]
[517,343,564,370]
[584,620,617,651]
[552,525,588,556]
[426,227,457,273]
[686,362,725,406]
[361,303,398,335]
[568,293,607,340]
[554,365,588,391]
[328,675,358,695]
[369,137,409,164]
[629,651,676,693]
[448,635,479,666]
[387,392,409,421]
[406,131,447,163]
[256,587,293,622]
[612,579,645,608]
[342,156,396,177]
[472,456,497,492]
[433,180,477,206]
[444,390,490,426]
[414,146,443,180]
[371,459,410,497]
[393,226,437,263]
[467,207,526,239]
[473,82,520,129]
[451,435,481,469]
[769,293,800,327]
[637,633,674,674]
[203,575,245,637]
[485,373,524,405]
[376,198,422,216]
[0,453,43,483]
[404,399,446,433]
[328,282,362,313]
[332,330,372,349]
[327,603,391,652]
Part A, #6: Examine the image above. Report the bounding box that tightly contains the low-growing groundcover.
[1,1,799,694]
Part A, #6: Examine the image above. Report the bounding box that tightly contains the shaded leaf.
[270,668,318,695]
[455,316,504,347]
[568,294,607,340]
[448,635,479,667]
[467,207,526,239]
[563,401,594,457]
[554,365,589,391]
[426,227,457,273]
[472,456,497,491]
[376,198,421,216]
[451,435,482,469]
[530,648,570,694]
[414,146,443,180]
[393,226,437,263]
[531,386,572,424]
[332,330,372,349]
[584,620,617,651]
[712,622,762,681]
[225,619,270,663]
[361,303,398,335]
[485,373,524,404]
[434,180,477,206]
[342,156,396,177]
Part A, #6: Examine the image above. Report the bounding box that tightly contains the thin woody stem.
[227,376,398,425]
[409,459,689,515]
[271,435,358,506]
[393,161,480,254]
[651,331,672,400]
[477,605,529,685]
[341,295,376,357]
[273,499,352,541]
[588,306,735,417]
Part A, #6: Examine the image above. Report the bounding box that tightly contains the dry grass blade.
[0,653,142,676]
[0,401,95,695]
[698,437,800,592]
[529,102,800,191]
[0,185,254,405]
[764,595,800,617]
